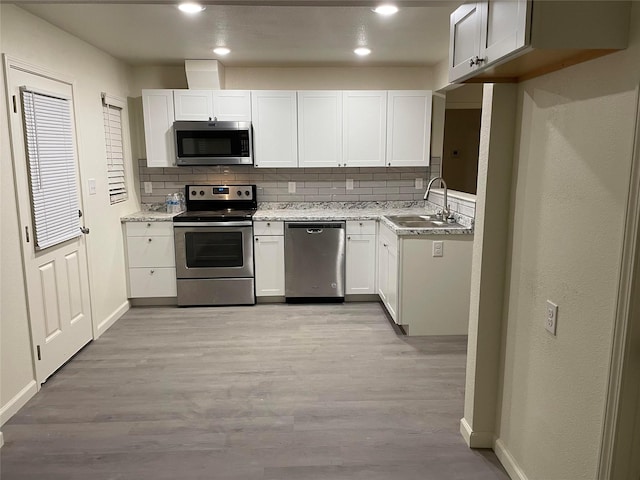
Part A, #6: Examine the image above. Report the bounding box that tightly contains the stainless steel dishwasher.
[285,222,345,302]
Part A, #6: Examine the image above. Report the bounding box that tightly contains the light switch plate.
[144,181,153,194]
[88,178,96,195]
[432,241,443,257]
[545,300,558,335]
[288,181,296,193]
[415,178,424,189]
[346,179,354,190]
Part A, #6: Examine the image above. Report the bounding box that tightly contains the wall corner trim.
[0,431,4,448]
[494,438,530,480]
[96,300,130,339]
[460,417,494,448]
[0,380,37,426]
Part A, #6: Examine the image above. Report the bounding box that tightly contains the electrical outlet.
[88,178,96,195]
[545,301,558,335]
[415,178,424,189]
[288,181,296,193]
[432,241,443,257]
[144,181,153,194]
[346,178,354,190]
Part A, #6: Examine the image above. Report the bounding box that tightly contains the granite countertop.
[121,201,474,236]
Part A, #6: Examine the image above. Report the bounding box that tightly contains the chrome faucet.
[424,176,451,221]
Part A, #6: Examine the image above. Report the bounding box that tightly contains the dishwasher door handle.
[306,228,323,234]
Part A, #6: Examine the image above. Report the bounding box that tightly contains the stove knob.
[199,190,205,196]
[191,190,196,196]
[245,190,250,196]
[237,190,242,197]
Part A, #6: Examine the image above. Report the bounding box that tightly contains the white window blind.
[22,88,80,251]
[102,93,127,204]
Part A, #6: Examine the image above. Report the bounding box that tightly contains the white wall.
[0,5,137,418]
[493,6,640,479]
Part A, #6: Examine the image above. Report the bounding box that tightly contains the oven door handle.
[173,221,253,227]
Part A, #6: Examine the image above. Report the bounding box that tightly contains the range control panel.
[187,185,254,201]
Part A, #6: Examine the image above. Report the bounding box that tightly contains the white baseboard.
[96,300,130,338]
[460,417,494,448]
[494,438,529,480]
[0,380,37,426]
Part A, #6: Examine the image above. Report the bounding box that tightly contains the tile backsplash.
[138,158,443,204]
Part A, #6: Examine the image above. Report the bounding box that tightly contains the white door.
[251,91,298,168]
[343,91,387,167]
[449,3,483,82]
[213,90,252,121]
[6,60,93,384]
[173,89,214,121]
[387,90,432,167]
[254,235,285,296]
[298,91,343,168]
[480,0,530,66]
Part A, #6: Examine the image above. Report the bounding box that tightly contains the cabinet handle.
[359,222,363,226]
[383,243,388,247]
[347,236,351,240]
[470,55,486,67]
[147,223,151,227]
[148,238,152,242]
[255,237,259,242]
[150,269,155,274]
[267,222,271,226]
[388,163,391,166]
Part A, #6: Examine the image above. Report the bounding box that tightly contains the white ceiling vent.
[185,60,225,90]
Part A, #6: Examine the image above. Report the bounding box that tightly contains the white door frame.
[599,84,640,480]
[3,55,95,385]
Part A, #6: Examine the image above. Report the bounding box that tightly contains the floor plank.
[1,303,509,479]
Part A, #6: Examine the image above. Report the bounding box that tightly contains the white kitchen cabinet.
[142,89,176,167]
[298,91,343,168]
[125,221,176,298]
[253,221,285,297]
[343,91,387,167]
[251,91,298,168]
[173,89,214,121]
[449,0,630,83]
[377,222,398,322]
[173,90,251,121]
[346,222,377,295]
[386,91,432,167]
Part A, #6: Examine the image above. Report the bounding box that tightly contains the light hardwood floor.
[1,303,509,479]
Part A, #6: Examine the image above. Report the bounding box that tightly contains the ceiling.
[18,2,460,67]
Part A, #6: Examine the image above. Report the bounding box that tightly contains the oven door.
[174,223,254,279]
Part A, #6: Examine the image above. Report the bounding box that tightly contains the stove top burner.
[174,184,258,223]
[172,209,256,222]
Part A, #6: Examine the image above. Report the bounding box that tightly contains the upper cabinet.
[343,91,387,167]
[251,91,298,168]
[298,91,343,168]
[386,91,432,167]
[449,0,631,84]
[173,89,251,121]
[142,89,176,168]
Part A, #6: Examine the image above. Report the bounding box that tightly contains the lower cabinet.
[125,221,176,298]
[346,220,377,295]
[253,221,285,296]
[377,222,399,322]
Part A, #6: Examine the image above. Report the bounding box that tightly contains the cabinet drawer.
[127,236,175,267]
[129,267,176,298]
[346,220,376,235]
[126,221,173,237]
[253,221,284,236]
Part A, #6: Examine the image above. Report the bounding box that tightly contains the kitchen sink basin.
[385,214,458,229]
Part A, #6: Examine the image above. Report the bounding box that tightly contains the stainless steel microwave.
[173,121,253,166]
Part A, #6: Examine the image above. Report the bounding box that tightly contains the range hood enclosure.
[185,60,225,90]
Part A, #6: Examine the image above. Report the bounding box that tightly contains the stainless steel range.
[173,185,257,306]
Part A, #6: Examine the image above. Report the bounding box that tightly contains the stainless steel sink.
[385,214,458,229]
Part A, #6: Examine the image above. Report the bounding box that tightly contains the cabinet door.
[449,3,482,82]
[387,91,432,167]
[346,234,376,294]
[254,235,285,296]
[480,0,530,66]
[129,267,177,298]
[173,90,214,121]
[251,91,298,168]
[213,90,252,121]
[298,91,343,168]
[142,89,176,167]
[343,91,387,167]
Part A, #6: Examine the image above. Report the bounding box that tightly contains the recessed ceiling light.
[213,47,231,56]
[354,47,372,57]
[373,4,399,15]
[178,2,205,14]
